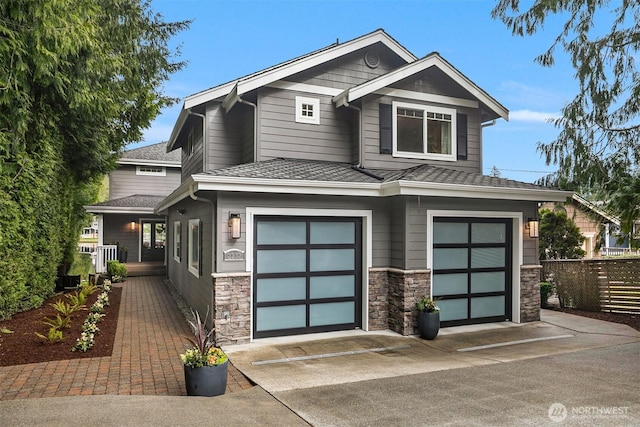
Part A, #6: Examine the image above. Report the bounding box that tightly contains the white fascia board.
[167,107,189,152]
[381,181,573,201]
[341,54,508,121]
[193,175,380,197]
[83,206,157,215]
[233,32,415,98]
[155,179,196,213]
[117,159,181,168]
[184,81,237,110]
[221,83,239,113]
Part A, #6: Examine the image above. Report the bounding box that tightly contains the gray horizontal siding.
[215,192,391,273]
[110,166,181,199]
[206,103,243,171]
[167,198,215,322]
[289,45,404,89]
[258,88,353,163]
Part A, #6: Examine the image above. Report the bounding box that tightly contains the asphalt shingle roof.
[90,195,166,209]
[120,142,180,163]
[200,158,553,191]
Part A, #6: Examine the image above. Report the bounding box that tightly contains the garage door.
[253,217,362,338]
[432,218,512,327]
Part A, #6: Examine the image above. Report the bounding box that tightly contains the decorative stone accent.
[378,268,430,336]
[212,272,251,345]
[520,265,541,322]
[368,269,390,331]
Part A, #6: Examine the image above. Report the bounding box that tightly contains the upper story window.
[295,96,320,125]
[136,165,166,176]
[186,128,195,157]
[392,101,456,161]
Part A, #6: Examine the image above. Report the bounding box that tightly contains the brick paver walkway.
[0,276,253,400]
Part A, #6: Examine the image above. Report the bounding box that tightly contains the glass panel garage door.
[432,218,512,327]
[253,217,362,338]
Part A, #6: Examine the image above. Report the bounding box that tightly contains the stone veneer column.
[520,265,541,322]
[368,268,390,330]
[387,268,430,336]
[212,272,251,345]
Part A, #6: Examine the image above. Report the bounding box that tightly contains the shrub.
[35,327,64,344]
[540,282,554,308]
[106,260,127,283]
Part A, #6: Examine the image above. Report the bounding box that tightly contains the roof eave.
[117,158,180,168]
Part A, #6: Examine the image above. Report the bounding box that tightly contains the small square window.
[295,96,320,125]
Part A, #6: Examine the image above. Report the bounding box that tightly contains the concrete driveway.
[223,309,640,426]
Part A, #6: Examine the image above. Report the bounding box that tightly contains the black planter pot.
[183,361,228,397]
[418,311,440,340]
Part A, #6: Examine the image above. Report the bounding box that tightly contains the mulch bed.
[550,306,640,332]
[0,286,121,366]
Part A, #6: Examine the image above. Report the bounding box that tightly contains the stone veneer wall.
[520,265,541,322]
[368,269,390,331]
[212,272,251,345]
[384,268,431,336]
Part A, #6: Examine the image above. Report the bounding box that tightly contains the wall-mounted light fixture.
[130,221,137,231]
[177,208,186,215]
[228,213,241,239]
[526,217,539,238]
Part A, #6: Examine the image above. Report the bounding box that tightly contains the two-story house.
[157,29,571,345]
[85,142,181,274]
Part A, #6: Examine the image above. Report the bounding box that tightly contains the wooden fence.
[542,258,640,314]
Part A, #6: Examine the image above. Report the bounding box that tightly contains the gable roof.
[333,52,508,122]
[571,194,620,225]
[167,29,416,151]
[156,158,572,212]
[119,142,180,167]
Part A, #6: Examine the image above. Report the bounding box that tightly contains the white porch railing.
[95,245,118,273]
[601,247,640,257]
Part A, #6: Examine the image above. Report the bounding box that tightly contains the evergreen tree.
[0,1,189,318]
[539,208,586,260]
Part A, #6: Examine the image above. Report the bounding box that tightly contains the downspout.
[187,109,207,172]
[345,103,364,167]
[480,119,497,175]
[237,97,258,162]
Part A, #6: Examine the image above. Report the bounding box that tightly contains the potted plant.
[416,296,440,340]
[181,308,228,396]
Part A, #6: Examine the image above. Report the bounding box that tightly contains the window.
[136,165,166,176]
[295,96,320,124]
[393,101,456,161]
[173,221,181,262]
[186,128,195,156]
[188,219,201,276]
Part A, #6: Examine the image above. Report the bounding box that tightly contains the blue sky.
[139,0,577,183]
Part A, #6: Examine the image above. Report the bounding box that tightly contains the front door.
[253,216,362,338]
[141,221,166,262]
[432,217,512,326]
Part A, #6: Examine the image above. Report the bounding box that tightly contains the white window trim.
[392,101,457,161]
[295,96,320,125]
[188,219,200,277]
[245,207,372,341]
[136,165,166,176]
[426,210,523,323]
[173,221,181,263]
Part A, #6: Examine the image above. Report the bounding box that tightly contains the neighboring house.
[541,194,635,258]
[157,29,571,345]
[84,142,181,272]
